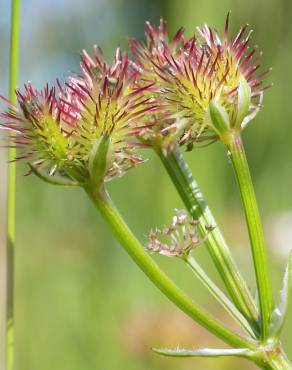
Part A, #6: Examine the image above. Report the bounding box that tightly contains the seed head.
[0,48,156,186]
[132,15,269,149]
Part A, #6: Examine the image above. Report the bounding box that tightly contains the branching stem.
[157,145,258,328]
[85,185,255,350]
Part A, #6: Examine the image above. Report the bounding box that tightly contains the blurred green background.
[1,0,292,369]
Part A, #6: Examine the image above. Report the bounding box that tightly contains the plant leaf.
[186,256,256,338]
[29,163,79,187]
[270,251,292,336]
[153,347,252,358]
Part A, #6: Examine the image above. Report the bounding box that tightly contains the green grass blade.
[6,1,21,369]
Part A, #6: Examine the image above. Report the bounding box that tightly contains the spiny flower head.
[132,15,269,149]
[62,47,157,183]
[146,209,211,258]
[0,48,156,186]
[130,18,186,76]
[129,18,190,145]
[1,84,73,175]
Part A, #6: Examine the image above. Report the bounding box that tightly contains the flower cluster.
[131,14,268,148]
[60,47,157,183]
[1,48,155,185]
[146,209,211,258]
[0,15,269,184]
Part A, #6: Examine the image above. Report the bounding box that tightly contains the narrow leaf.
[186,256,256,338]
[29,163,79,187]
[270,251,292,336]
[153,347,252,358]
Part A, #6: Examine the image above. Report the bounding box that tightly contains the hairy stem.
[85,185,255,349]
[157,145,258,328]
[225,133,273,341]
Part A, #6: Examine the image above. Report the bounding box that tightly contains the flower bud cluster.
[146,209,213,258]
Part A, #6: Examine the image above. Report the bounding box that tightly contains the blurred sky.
[0,0,165,88]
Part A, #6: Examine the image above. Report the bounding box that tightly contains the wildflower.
[132,15,269,149]
[1,84,72,177]
[146,209,211,258]
[129,18,189,146]
[0,48,156,187]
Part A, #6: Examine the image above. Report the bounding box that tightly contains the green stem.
[185,255,255,338]
[225,133,273,341]
[85,185,255,350]
[6,1,20,370]
[157,145,258,328]
[256,346,292,370]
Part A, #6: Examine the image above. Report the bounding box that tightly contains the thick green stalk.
[157,145,258,327]
[85,185,255,350]
[185,256,255,338]
[6,1,20,370]
[255,342,292,370]
[225,133,273,341]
